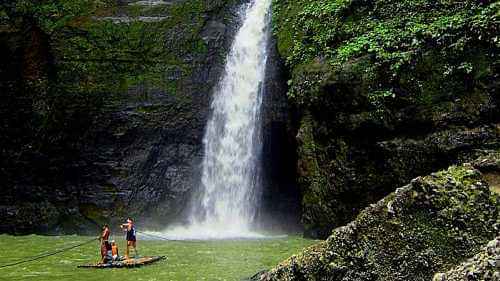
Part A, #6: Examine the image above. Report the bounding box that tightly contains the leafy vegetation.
[272,0,499,106]
[1,0,109,32]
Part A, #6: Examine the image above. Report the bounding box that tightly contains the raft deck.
[78,256,165,268]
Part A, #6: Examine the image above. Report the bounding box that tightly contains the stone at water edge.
[257,162,499,281]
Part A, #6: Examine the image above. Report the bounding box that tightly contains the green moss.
[297,113,320,180]
[262,164,499,280]
[27,0,219,102]
[484,173,500,195]
[135,104,162,113]
[272,0,499,107]
[78,203,108,225]
[272,0,499,240]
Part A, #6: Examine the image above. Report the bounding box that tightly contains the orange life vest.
[112,245,118,256]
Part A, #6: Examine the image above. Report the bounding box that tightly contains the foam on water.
[143,227,266,241]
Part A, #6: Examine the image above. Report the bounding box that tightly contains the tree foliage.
[272,0,499,107]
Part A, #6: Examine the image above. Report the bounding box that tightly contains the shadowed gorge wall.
[260,35,302,232]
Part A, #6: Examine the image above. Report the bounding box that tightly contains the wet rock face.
[0,0,248,234]
[255,162,500,281]
[0,0,297,234]
[259,35,302,232]
[293,75,499,240]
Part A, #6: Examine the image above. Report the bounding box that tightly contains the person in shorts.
[120,218,138,259]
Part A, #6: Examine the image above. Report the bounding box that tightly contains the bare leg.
[133,245,138,257]
[125,244,130,260]
[129,241,137,258]
[99,243,105,264]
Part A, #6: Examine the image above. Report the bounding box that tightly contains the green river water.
[0,234,317,281]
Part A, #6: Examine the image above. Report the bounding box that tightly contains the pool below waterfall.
[0,234,318,281]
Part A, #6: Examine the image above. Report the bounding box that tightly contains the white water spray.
[159,0,271,239]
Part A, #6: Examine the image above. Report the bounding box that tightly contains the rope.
[0,229,189,269]
[136,230,190,242]
[136,231,170,241]
[0,237,99,269]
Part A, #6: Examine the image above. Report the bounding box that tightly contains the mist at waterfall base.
[151,0,275,240]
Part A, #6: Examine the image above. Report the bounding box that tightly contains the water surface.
[0,235,317,281]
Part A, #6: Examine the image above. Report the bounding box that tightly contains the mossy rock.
[433,237,500,281]
[258,163,500,281]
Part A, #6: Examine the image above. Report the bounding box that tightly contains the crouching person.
[111,240,120,261]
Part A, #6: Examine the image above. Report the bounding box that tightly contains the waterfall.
[160,0,271,239]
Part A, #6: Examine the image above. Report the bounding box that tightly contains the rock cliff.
[271,0,499,238]
[0,0,296,233]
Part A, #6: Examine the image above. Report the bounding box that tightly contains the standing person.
[120,217,138,259]
[99,224,111,264]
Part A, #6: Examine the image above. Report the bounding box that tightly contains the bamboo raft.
[78,256,165,269]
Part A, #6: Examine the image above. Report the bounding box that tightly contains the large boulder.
[255,162,500,281]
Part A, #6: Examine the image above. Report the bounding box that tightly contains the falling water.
[160,0,271,239]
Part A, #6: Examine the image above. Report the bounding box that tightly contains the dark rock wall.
[259,34,302,232]
[0,0,256,234]
[0,0,300,234]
